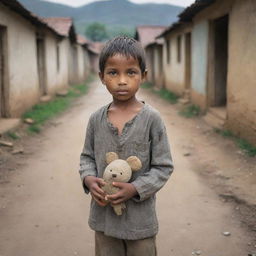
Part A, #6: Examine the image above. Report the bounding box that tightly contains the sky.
[43,0,195,7]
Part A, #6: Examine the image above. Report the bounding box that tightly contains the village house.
[156,0,256,144]
[77,34,91,81]
[87,41,104,74]
[179,0,256,144]
[42,17,82,85]
[135,25,166,85]
[157,21,192,97]
[144,37,165,89]
[0,0,67,118]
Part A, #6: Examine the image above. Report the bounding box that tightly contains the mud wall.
[145,47,154,84]
[226,0,256,144]
[0,3,40,117]
[190,21,208,109]
[153,45,164,89]
[163,32,186,96]
[77,45,86,83]
[83,49,91,79]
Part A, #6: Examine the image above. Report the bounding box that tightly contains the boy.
[79,36,173,256]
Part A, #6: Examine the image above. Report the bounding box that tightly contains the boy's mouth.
[116,90,129,95]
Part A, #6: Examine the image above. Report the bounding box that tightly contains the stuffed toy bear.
[102,152,142,216]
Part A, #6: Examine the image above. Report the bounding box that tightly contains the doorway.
[36,37,47,95]
[156,45,163,89]
[70,44,78,84]
[213,15,229,106]
[185,32,191,90]
[0,26,8,117]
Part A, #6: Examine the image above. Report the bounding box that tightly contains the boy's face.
[99,54,147,102]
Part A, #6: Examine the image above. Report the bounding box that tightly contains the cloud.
[43,0,195,7]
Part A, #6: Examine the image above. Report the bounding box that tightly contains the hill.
[18,0,183,38]
[18,0,183,26]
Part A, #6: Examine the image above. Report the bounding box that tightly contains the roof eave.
[179,0,216,22]
[1,0,64,38]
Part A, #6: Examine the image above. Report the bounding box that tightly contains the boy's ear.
[142,69,148,82]
[99,72,105,85]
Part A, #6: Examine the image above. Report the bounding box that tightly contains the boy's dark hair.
[99,36,146,73]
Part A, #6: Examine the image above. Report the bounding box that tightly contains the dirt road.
[0,79,255,256]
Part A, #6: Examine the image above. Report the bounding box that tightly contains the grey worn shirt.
[79,102,174,240]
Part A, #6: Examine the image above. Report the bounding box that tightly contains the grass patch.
[141,82,153,89]
[179,104,201,118]
[6,132,20,140]
[214,128,256,157]
[22,80,90,133]
[214,128,233,138]
[141,82,178,104]
[27,125,41,134]
[154,88,179,104]
[237,139,256,157]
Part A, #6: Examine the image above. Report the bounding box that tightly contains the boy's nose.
[112,174,117,178]
[118,74,127,85]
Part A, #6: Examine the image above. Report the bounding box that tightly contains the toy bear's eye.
[110,169,112,172]
[120,172,122,175]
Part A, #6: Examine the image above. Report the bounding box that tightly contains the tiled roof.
[135,25,167,47]
[0,0,61,37]
[87,41,104,54]
[41,17,73,37]
[76,34,89,45]
[145,38,165,49]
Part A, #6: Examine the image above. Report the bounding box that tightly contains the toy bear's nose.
[112,174,117,178]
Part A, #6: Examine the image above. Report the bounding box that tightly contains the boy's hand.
[106,182,138,205]
[84,176,108,207]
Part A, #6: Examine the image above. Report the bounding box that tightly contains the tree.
[85,22,108,42]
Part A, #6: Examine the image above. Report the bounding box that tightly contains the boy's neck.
[111,97,143,110]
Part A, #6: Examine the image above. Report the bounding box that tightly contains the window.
[56,43,60,72]
[177,35,182,63]
[166,39,171,64]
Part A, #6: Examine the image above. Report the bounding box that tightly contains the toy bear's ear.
[126,156,142,171]
[106,152,119,164]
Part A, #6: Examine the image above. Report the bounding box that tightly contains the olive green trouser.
[95,231,157,256]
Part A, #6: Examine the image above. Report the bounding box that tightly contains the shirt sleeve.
[131,113,174,202]
[79,114,97,194]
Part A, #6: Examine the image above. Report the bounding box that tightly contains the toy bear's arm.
[102,182,126,216]
[102,182,119,195]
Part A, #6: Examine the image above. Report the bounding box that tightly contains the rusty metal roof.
[0,0,62,37]
[179,0,216,22]
[135,25,167,47]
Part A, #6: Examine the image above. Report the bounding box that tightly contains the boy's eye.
[107,71,117,76]
[127,70,137,76]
